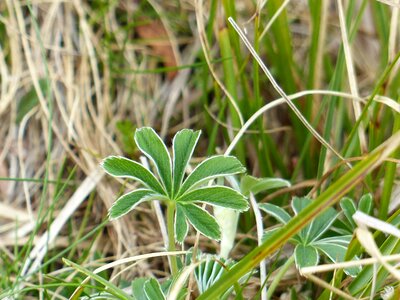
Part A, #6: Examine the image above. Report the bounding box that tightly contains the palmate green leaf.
[292,197,338,243]
[172,129,201,197]
[175,204,189,243]
[135,127,173,195]
[144,278,166,300]
[241,175,290,196]
[109,189,159,220]
[177,186,248,211]
[179,204,221,240]
[294,244,319,269]
[101,156,165,194]
[259,203,291,224]
[178,156,246,197]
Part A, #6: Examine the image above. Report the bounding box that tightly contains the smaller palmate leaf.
[135,127,173,194]
[294,244,319,269]
[175,204,189,243]
[259,203,291,224]
[172,129,201,197]
[178,156,246,196]
[179,203,221,240]
[291,197,338,243]
[241,175,290,196]
[109,189,159,220]
[144,278,166,300]
[101,156,165,194]
[177,186,248,211]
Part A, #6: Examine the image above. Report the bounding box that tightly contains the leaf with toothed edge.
[241,175,290,196]
[259,203,291,224]
[172,129,201,198]
[101,156,165,195]
[175,204,189,243]
[177,186,248,211]
[108,189,160,220]
[134,127,173,195]
[178,155,246,197]
[180,204,221,241]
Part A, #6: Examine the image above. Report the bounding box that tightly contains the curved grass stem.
[266,255,295,299]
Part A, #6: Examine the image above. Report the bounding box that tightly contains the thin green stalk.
[371,1,389,68]
[252,14,273,177]
[342,51,400,158]
[379,101,400,219]
[219,27,245,162]
[266,255,295,299]
[264,0,302,152]
[202,0,219,152]
[223,0,251,114]
[167,202,178,276]
[197,132,400,299]
[67,192,95,260]
[0,177,74,185]
[63,258,133,300]
[316,0,357,187]
[303,0,324,179]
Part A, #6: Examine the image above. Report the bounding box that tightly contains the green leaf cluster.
[260,197,360,276]
[101,127,248,242]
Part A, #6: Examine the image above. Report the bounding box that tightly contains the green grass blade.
[63,258,134,300]
[108,189,158,220]
[180,204,221,241]
[379,101,400,219]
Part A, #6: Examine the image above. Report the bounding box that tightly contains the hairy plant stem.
[167,201,178,276]
[266,255,295,299]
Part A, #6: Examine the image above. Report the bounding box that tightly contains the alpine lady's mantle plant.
[101,127,248,274]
